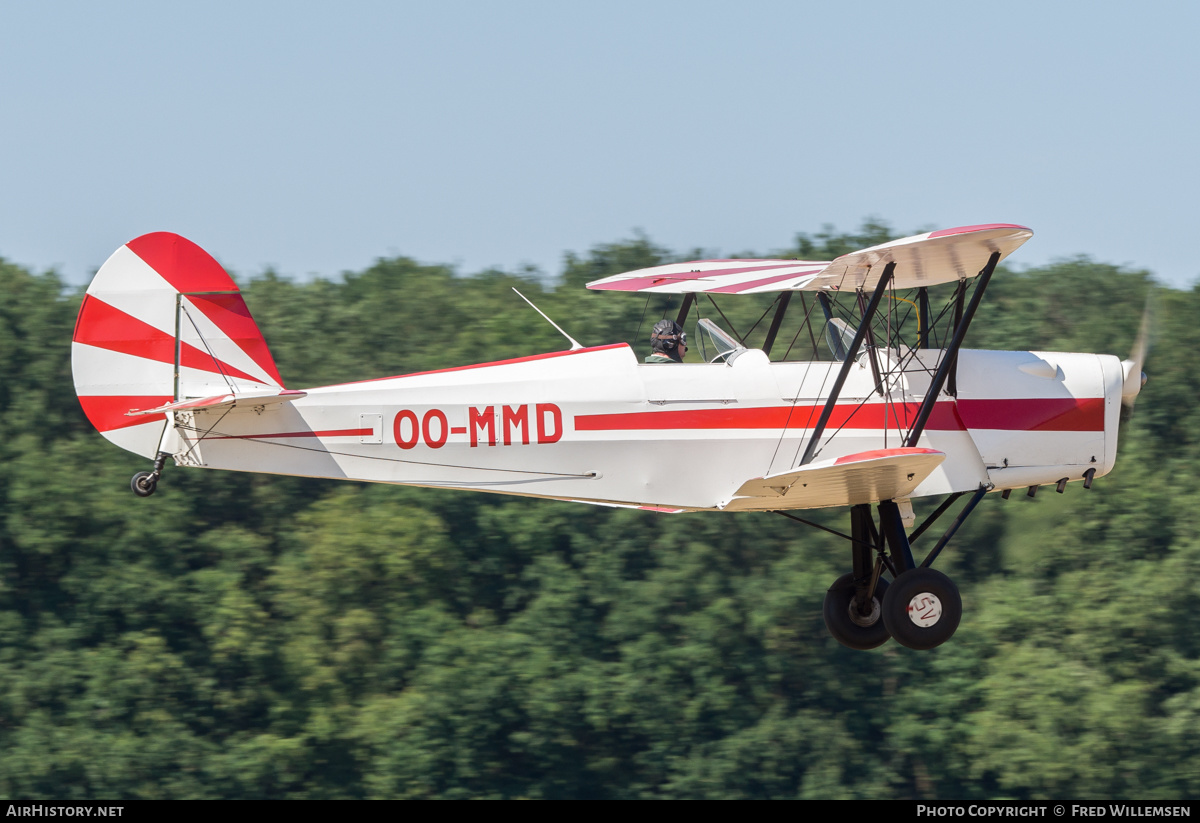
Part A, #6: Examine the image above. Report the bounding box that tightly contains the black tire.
[881,567,962,650]
[131,471,157,498]
[823,573,891,650]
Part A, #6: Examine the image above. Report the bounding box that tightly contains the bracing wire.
[782,277,973,465]
[180,303,237,394]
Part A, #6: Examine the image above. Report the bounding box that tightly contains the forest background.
[1,223,1197,799]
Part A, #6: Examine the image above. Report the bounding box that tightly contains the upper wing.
[585,258,832,295]
[586,224,1032,295]
[724,447,946,511]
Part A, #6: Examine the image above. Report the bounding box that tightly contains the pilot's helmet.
[650,319,686,355]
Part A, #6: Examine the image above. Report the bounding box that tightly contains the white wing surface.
[724,447,947,511]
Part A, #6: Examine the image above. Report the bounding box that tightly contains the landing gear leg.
[823,504,892,650]
[877,499,962,650]
[130,451,170,498]
[810,487,984,650]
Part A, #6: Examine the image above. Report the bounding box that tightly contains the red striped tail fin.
[71,232,284,458]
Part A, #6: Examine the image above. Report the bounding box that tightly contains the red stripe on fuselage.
[956,398,1104,431]
[574,398,1102,433]
[575,402,966,432]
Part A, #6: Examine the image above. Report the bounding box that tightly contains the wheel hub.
[906,592,943,627]
[848,596,881,628]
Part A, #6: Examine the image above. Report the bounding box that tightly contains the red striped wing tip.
[926,223,1031,239]
[832,448,945,465]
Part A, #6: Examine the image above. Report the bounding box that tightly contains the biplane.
[70,224,1148,651]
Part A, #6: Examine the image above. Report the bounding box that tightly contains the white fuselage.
[170,344,1124,511]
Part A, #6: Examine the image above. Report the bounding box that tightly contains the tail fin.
[72,232,284,458]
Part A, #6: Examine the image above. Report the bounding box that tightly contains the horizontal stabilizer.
[727,447,945,510]
[585,224,1032,295]
[126,389,307,417]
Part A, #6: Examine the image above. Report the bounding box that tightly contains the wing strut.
[904,251,999,448]
[917,288,931,349]
[947,280,967,395]
[878,499,917,573]
[798,263,895,466]
[761,292,791,356]
[675,292,696,328]
[856,289,885,396]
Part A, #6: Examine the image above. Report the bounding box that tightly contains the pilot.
[646,319,687,363]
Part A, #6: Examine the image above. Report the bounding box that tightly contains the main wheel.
[131,471,157,497]
[823,573,891,650]
[881,568,961,650]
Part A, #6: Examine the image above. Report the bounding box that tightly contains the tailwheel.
[881,567,962,650]
[823,573,891,650]
[130,471,157,497]
[129,451,170,498]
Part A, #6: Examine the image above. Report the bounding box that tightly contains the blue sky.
[3,1,1197,287]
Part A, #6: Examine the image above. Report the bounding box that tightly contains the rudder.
[72,232,284,458]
